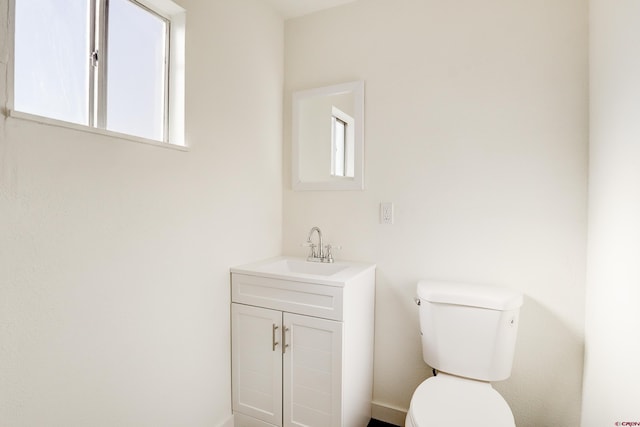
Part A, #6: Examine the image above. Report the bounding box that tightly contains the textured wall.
[283,1,588,425]
[0,1,283,425]
[582,0,640,425]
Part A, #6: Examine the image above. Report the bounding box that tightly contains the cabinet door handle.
[272,324,279,351]
[282,326,290,354]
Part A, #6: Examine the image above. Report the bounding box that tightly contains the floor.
[368,419,401,427]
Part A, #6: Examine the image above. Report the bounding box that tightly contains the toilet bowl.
[405,373,515,427]
[407,280,523,427]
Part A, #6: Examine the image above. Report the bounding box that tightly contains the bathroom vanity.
[230,257,376,427]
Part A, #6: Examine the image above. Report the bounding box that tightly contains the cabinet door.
[283,313,343,427]
[232,303,283,426]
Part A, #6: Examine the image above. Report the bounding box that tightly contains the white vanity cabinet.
[230,257,376,427]
[232,304,343,426]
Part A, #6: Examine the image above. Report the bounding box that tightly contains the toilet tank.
[417,280,523,382]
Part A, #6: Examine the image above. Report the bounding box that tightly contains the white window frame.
[6,0,186,149]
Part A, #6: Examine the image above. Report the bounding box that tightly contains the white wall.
[283,1,588,426]
[582,0,640,425]
[0,1,283,426]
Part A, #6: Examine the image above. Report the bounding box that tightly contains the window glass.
[106,0,167,141]
[12,0,182,145]
[14,0,90,125]
[332,117,346,177]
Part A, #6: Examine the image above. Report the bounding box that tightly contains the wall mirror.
[292,81,364,191]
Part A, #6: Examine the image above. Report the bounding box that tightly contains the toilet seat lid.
[409,374,515,426]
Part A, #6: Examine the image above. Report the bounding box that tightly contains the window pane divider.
[95,0,108,130]
[163,20,171,143]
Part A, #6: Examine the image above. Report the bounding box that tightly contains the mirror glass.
[292,81,364,191]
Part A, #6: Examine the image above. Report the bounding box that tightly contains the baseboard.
[227,413,279,427]
[226,405,406,427]
[371,401,407,426]
[217,413,235,427]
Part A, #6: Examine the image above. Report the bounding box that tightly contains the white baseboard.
[227,413,278,427]
[217,413,235,427]
[371,401,407,426]
[225,405,406,427]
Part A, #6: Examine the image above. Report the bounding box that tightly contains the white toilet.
[406,280,523,427]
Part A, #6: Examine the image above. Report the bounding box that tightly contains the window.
[330,106,355,178]
[11,0,185,146]
[332,115,347,176]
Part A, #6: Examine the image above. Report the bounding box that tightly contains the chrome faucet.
[305,226,335,263]
[307,226,324,260]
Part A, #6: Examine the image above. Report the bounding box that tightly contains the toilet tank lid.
[417,280,523,311]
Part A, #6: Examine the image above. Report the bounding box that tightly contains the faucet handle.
[300,241,317,258]
[324,244,341,263]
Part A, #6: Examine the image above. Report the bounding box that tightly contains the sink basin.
[261,259,348,276]
[230,256,375,286]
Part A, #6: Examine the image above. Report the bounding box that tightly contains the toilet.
[406,280,523,427]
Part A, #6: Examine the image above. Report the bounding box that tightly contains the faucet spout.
[306,226,324,261]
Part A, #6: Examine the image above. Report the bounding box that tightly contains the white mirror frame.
[292,80,365,191]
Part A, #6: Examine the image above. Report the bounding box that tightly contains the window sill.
[7,109,188,152]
